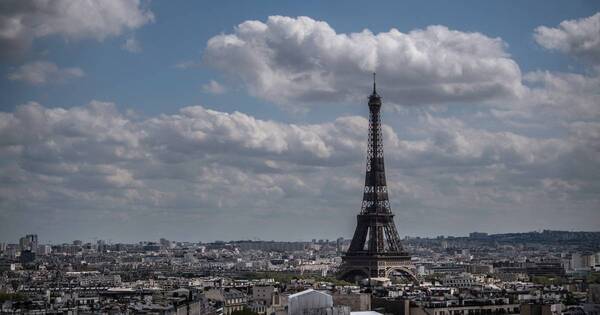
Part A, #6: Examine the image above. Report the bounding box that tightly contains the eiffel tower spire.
[363,72,386,214]
[339,74,414,282]
[372,72,377,95]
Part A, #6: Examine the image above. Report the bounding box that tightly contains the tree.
[231,309,259,315]
[563,292,578,306]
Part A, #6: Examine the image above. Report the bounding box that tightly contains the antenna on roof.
[373,72,377,94]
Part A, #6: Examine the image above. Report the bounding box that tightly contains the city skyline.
[4,228,600,246]
[1,1,600,243]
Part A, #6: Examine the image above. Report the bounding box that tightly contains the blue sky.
[1,1,599,243]
[2,1,598,118]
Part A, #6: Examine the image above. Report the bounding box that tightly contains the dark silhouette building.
[339,75,415,282]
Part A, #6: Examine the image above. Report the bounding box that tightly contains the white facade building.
[288,289,333,315]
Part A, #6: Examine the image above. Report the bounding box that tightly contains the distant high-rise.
[19,234,38,251]
[339,75,415,282]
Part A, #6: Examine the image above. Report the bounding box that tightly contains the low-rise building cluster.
[0,230,599,314]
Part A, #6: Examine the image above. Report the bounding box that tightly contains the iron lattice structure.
[340,75,413,281]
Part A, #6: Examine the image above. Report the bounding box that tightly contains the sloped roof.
[289,289,330,299]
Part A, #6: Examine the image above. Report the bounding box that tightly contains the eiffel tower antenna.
[373,72,376,94]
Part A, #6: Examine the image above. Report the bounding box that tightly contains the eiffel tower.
[339,74,415,282]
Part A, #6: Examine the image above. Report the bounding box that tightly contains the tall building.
[97,240,106,252]
[159,238,172,249]
[18,234,38,251]
[338,75,415,282]
[571,253,583,270]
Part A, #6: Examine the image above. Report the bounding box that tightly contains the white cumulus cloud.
[201,80,227,94]
[203,16,524,106]
[523,70,600,119]
[8,61,84,85]
[0,100,598,241]
[0,0,154,59]
[534,12,600,65]
[121,36,142,53]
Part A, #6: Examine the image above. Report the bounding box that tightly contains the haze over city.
[1,1,599,243]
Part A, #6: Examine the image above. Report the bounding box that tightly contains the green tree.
[587,272,600,284]
[563,292,578,306]
[231,309,259,315]
[0,293,27,303]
